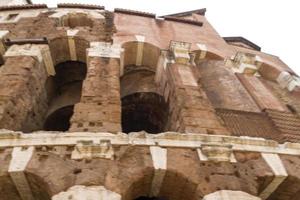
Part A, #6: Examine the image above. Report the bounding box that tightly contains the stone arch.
[61,12,93,28]
[121,41,161,74]
[50,9,105,29]
[42,35,90,132]
[193,47,224,65]
[120,41,169,134]
[122,167,198,200]
[258,62,284,81]
[48,36,90,66]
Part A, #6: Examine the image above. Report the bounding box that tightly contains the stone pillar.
[203,190,261,200]
[52,185,121,200]
[259,153,288,199]
[0,44,54,131]
[70,42,123,133]
[165,41,228,135]
[8,146,35,200]
[149,146,167,197]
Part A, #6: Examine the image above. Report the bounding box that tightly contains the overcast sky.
[33,0,300,75]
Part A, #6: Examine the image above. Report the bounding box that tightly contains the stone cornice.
[114,8,156,18]
[160,8,207,17]
[1,131,300,156]
[57,3,104,10]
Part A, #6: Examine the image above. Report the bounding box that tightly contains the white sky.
[33,0,300,75]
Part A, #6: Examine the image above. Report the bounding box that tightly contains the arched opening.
[43,105,74,131]
[43,61,87,131]
[122,92,168,134]
[121,42,169,134]
[120,166,199,200]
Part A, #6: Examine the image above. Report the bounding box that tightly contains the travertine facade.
[0,1,300,200]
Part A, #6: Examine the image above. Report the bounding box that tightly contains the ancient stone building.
[0,0,300,200]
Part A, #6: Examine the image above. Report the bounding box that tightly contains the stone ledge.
[0,131,300,156]
[223,36,261,51]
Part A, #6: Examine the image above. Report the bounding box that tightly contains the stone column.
[0,44,54,131]
[149,146,167,197]
[164,42,228,135]
[52,185,121,200]
[8,146,35,200]
[203,190,261,200]
[70,42,124,133]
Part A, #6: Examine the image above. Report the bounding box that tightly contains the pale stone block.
[71,140,114,160]
[203,190,261,200]
[67,29,79,61]
[135,35,145,66]
[50,9,105,26]
[8,146,35,200]
[9,146,34,172]
[2,131,300,158]
[52,185,121,200]
[228,52,262,75]
[67,29,79,37]
[287,78,300,91]
[260,153,288,199]
[0,130,20,139]
[88,42,124,59]
[236,63,258,75]
[150,146,167,196]
[198,143,236,163]
[4,44,55,76]
[277,71,293,88]
[135,35,145,43]
[197,43,207,59]
[255,55,263,67]
[40,45,55,76]
[170,41,191,65]
[276,71,300,91]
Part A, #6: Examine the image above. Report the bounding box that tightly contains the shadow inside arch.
[25,172,52,200]
[123,168,199,200]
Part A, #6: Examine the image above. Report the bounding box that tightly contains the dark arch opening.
[121,92,169,134]
[43,61,87,131]
[43,105,74,131]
